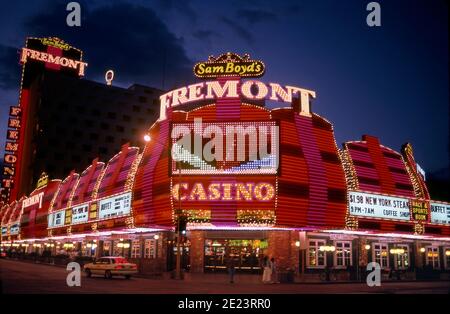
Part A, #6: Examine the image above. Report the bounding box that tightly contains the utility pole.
[175,160,183,280]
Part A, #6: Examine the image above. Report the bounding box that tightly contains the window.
[123,115,131,122]
[132,105,141,112]
[98,258,111,264]
[393,244,409,269]
[307,240,326,268]
[102,241,111,256]
[373,243,389,268]
[107,112,116,119]
[116,125,124,132]
[139,96,147,103]
[445,247,450,269]
[334,241,352,267]
[131,240,141,258]
[144,239,156,259]
[426,246,440,269]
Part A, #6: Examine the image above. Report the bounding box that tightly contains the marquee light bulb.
[144,134,151,142]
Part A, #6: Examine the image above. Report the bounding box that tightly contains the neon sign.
[2,106,22,203]
[22,192,44,210]
[20,48,88,76]
[193,53,265,78]
[410,199,430,222]
[171,182,275,202]
[40,37,71,51]
[159,80,315,120]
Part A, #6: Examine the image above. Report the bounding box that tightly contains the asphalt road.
[1,259,449,294]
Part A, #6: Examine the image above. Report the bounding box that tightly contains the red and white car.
[83,256,138,279]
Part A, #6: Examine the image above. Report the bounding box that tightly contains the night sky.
[0,0,448,177]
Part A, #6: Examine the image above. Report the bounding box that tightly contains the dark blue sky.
[0,0,448,176]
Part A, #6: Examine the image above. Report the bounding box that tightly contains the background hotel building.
[1,37,163,204]
[1,42,449,280]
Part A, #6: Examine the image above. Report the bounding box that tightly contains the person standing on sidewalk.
[262,256,272,283]
[226,255,236,283]
[270,257,279,283]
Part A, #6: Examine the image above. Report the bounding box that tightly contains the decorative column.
[189,230,205,273]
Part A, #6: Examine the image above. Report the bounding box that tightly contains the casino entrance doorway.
[204,238,268,273]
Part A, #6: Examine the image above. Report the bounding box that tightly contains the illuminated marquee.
[348,191,411,221]
[159,80,315,120]
[172,182,275,201]
[9,223,20,235]
[20,48,88,76]
[430,202,450,225]
[193,53,265,78]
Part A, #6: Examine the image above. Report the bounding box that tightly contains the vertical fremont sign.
[2,106,21,203]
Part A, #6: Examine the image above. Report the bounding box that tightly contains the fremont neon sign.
[20,48,88,76]
[22,192,44,210]
[159,80,316,120]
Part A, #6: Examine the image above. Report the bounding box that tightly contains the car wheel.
[125,275,131,280]
[85,269,92,278]
[105,270,113,279]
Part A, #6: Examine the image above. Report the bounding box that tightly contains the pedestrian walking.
[262,256,272,283]
[226,255,236,283]
[270,257,279,283]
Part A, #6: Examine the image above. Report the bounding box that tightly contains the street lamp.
[144,134,184,280]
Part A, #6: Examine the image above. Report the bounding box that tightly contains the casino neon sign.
[172,182,275,202]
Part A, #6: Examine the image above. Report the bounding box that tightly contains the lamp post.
[144,134,184,280]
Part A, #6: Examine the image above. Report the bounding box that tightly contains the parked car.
[83,256,138,279]
[0,248,6,258]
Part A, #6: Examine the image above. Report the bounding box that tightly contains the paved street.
[1,259,449,294]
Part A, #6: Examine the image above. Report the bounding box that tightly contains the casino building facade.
[1,52,450,280]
